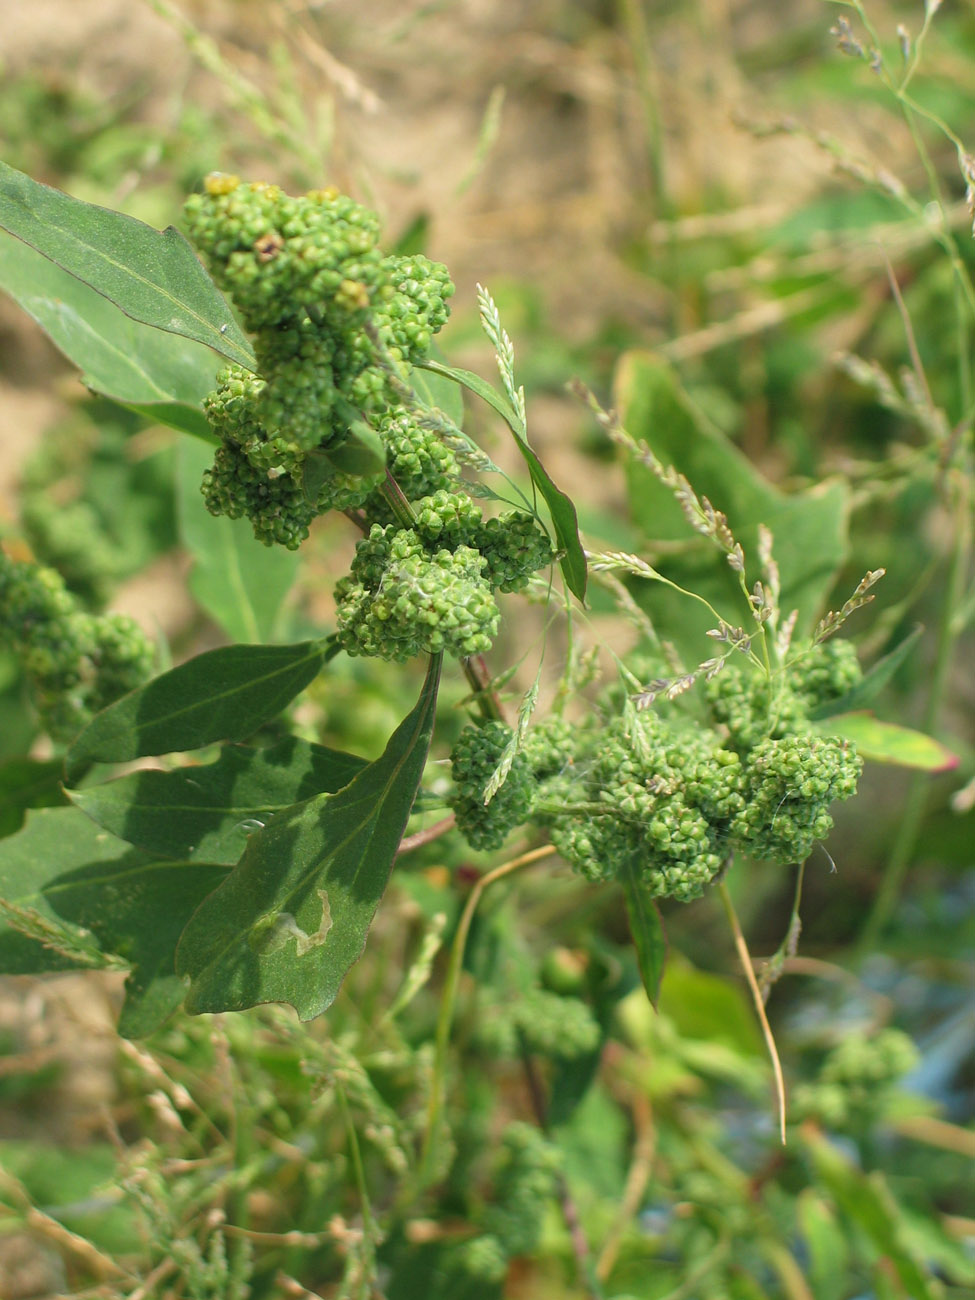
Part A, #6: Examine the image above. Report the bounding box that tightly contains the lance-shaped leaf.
[418,359,587,601]
[176,655,442,1019]
[65,642,327,783]
[0,807,229,1037]
[177,439,300,643]
[0,160,255,370]
[0,230,218,438]
[71,737,368,864]
[619,865,668,1007]
[813,712,958,771]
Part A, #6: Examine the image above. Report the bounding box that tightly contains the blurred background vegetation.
[0,1,972,1297]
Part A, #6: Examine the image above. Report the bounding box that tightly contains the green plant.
[0,6,971,1290]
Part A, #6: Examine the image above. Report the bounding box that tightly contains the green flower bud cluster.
[184,175,455,549]
[335,491,552,663]
[705,639,863,750]
[482,1123,562,1260]
[201,440,318,550]
[448,720,535,849]
[453,1233,508,1284]
[0,550,153,741]
[474,986,601,1059]
[793,1028,919,1131]
[730,734,862,863]
[375,254,454,365]
[539,663,863,894]
[184,177,385,332]
[793,637,864,712]
[521,716,577,781]
[19,491,120,608]
[704,663,808,751]
[364,408,459,514]
[545,712,744,901]
[334,526,499,662]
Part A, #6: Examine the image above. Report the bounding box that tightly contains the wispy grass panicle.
[814,569,886,642]
[482,678,540,805]
[478,283,527,431]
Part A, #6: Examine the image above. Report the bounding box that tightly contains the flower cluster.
[705,639,864,750]
[544,713,745,902]
[0,550,154,740]
[483,1123,562,1260]
[793,1028,919,1131]
[445,640,864,898]
[732,733,861,863]
[474,986,601,1059]
[338,489,551,662]
[186,177,554,663]
[184,175,455,549]
[448,720,536,849]
[452,1123,562,1280]
[334,526,499,662]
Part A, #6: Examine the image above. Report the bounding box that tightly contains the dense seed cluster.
[482,1123,562,1259]
[364,408,458,515]
[475,986,601,1059]
[731,734,862,863]
[793,1028,919,1130]
[445,642,864,886]
[794,637,864,711]
[186,176,554,660]
[705,638,864,749]
[545,714,744,901]
[336,490,551,663]
[441,638,864,892]
[184,175,456,550]
[448,721,536,849]
[334,527,499,662]
[0,551,154,740]
[704,664,808,751]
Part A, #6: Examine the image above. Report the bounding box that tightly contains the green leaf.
[418,358,588,601]
[0,807,229,1035]
[413,352,465,426]
[615,352,850,653]
[797,1190,850,1300]
[64,641,326,783]
[619,868,667,1007]
[813,712,958,771]
[658,959,765,1058]
[803,1129,938,1300]
[176,655,442,1018]
[0,160,255,369]
[177,439,299,642]
[0,230,217,437]
[0,758,68,838]
[0,1141,140,1255]
[809,626,923,720]
[70,737,368,864]
[419,358,521,429]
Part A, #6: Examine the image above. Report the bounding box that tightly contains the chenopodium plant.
[0,165,948,1049]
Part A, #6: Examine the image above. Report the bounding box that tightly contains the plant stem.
[396,813,456,856]
[417,844,556,1187]
[718,881,787,1145]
